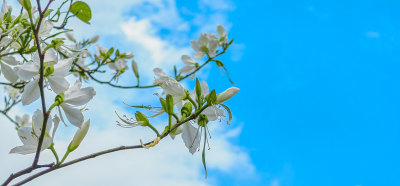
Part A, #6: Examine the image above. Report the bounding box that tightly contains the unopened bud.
[135,111,149,126]
[198,114,208,127]
[181,102,193,118]
[68,120,90,152]
[216,87,240,104]
[166,94,174,114]
[54,93,64,105]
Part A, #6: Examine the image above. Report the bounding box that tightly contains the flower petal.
[15,62,39,81]
[21,78,40,105]
[61,104,83,128]
[1,62,18,82]
[47,76,69,94]
[53,58,73,77]
[181,122,200,154]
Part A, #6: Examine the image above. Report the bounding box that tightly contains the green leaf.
[69,1,92,24]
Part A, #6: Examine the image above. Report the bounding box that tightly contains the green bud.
[195,78,201,98]
[166,94,174,114]
[54,93,64,105]
[198,114,209,127]
[135,111,149,126]
[215,60,224,67]
[181,102,193,118]
[107,48,114,57]
[44,65,54,77]
[160,97,167,112]
[207,90,217,105]
[18,0,32,12]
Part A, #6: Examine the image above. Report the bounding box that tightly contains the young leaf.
[69,1,92,24]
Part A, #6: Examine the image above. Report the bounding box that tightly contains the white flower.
[179,55,197,79]
[108,58,128,72]
[15,114,31,128]
[16,49,73,105]
[10,110,55,155]
[58,80,96,128]
[216,87,240,104]
[95,45,110,62]
[217,24,228,45]
[190,33,219,59]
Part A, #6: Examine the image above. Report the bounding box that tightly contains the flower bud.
[44,65,54,77]
[198,114,208,127]
[216,87,240,104]
[68,120,90,152]
[89,35,100,43]
[135,111,149,126]
[131,60,139,79]
[195,78,201,99]
[181,102,193,118]
[166,94,174,114]
[207,90,217,105]
[160,97,167,111]
[54,93,64,105]
[65,32,76,42]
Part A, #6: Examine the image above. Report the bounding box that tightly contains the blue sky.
[1,0,400,185]
[216,0,400,185]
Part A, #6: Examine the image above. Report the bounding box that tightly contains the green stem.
[186,96,198,110]
[49,144,60,164]
[59,150,70,165]
[172,113,180,123]
[147,124,160,136]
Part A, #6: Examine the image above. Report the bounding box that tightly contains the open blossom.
[179,55,198,79]
[16,49,73,105]
[108,58,128,72]
[10,110,55,155]
[58,80,96,128]
[191,33,219,59]
[153,69,186,103]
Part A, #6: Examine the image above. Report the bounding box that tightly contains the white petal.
[1,62,18,82]
[10,145,38,154]
[52,115,60,138]
[200,81,209,96]
[61,104,83,128]
[179,65,195,74]
[53,58,72,77]
[2,56,18,65]
[32,109,52,136]
[17,127,37,146]
[181,55,196,65]
[15,62,39,81]
[47,76,69,94]
[203,106,225,121]
[64,87,95,106]
[181,122,200,154]
[153,68,166,77]
[21,78,40,105]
